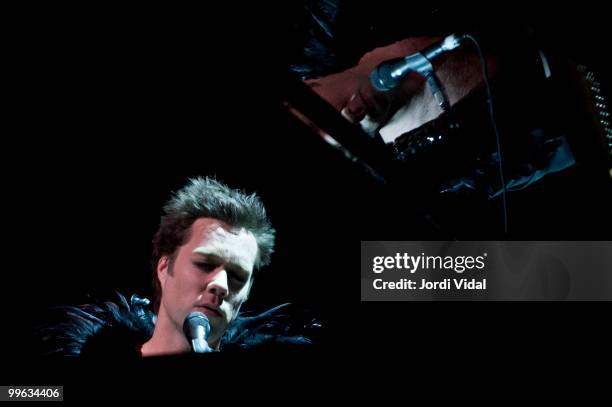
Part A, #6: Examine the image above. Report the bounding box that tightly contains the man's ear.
[157,256,170,286]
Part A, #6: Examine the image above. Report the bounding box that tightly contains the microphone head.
[370,59,404,92]
[183,311,211,341]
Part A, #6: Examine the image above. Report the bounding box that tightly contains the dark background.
[1,2,611,393]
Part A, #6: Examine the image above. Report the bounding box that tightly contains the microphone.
[183,311,214,353]
[370,34,466,92]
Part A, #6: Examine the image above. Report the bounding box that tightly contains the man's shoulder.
[36,293,154,358]
[222,303,322,351]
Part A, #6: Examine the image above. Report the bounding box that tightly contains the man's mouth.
[194,305,223,318]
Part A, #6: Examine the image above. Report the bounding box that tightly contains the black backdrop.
[2,2,611,395]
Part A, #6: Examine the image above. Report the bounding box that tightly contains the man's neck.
[141,311,191,357]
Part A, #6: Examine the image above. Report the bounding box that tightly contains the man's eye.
[196,262,217,272]
[230,275,247,285]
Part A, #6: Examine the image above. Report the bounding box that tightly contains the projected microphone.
[370,34,466,92]
[183,311,214,353]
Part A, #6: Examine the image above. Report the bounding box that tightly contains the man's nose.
[207,269,228,299]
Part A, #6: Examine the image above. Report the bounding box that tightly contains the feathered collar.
[37,293,320,358]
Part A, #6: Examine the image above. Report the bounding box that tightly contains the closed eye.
[196,262,248,284]
[229,273,247,285]
[195,262,218,273]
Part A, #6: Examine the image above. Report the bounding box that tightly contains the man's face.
[304,36,489,143]
[304,37,438,142]
[157,217,259,347]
